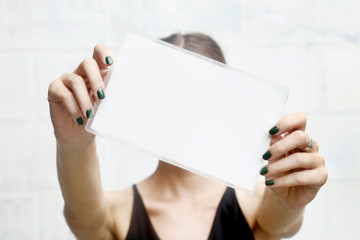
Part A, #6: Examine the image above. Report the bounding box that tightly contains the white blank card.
[86,32,288,192]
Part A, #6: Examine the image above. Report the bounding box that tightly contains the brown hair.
[161,33,226,64]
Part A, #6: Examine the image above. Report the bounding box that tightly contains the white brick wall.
[1,0,359,239]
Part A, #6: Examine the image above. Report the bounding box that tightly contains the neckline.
[131,185,231,239]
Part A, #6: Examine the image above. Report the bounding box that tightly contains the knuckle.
[322,169,329,183]
[60,92,72,102]
[48,79,63,96]
[294,174,304,185]
[295,112,307,124]
[82,57,96,67]
[67,74,83,87]
[317,154,325,166]
[312,140,320,152]
[294,153,305,166]
[272,142,283,155]
[316,169,328,185]
[293,130,308,144]
[48,79,59,92]
[94,43,105,53]
[60,72,71,80]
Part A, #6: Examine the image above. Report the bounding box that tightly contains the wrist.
[56,132,95,146]
[266,187,305,213]
[57,136,96,154]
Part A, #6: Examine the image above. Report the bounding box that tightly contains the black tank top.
[126,185,254,240]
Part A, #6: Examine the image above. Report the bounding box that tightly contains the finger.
[269,133,288,161]
[74,58,105,100]
[48,79,85,126]
[270,134,282,146]
[92,43,114,71]
[62,73,93,119]
[265,168,328,189]
[262,130,319,161]
[260,153,325,178]
[268,112,307,136]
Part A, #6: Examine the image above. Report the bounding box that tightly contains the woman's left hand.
[260,112,328,209]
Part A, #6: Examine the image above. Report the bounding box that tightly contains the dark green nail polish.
[76,117,84,125]
[105,56,113,65]
[259,167,268,175]
[265,180,274,186]
[269,126,279,135]
[262,151,272,160]
[86,109,92,119]
[97,89,105,99]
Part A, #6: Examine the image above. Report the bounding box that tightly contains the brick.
[288,179,360,239]
[320,44,360,112]
[306,113,360,178]
[240,1,319,44]
[0,122,58,192]
[0,195,39,239]
[0,0,101,49]
[144,0,243,40]
[24,121,58,191]
[38,192,73,239]
[33,51,89,121]
[327,179,360,239]
[289,179,360,239]
[317,0,360,41]
[287,182,332,239]
[0,123,33,191]
[0,52,35,120]
[96,137,158,191]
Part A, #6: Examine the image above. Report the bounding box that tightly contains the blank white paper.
[86,32,288,192]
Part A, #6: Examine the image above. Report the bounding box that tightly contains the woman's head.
[161,33,226,64]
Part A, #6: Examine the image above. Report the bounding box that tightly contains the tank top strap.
[208,187,254,240]
[125,185,160,240]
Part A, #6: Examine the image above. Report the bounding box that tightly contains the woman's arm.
[48,44,116,240]
[57,140,114,240]
[255,113,327,238]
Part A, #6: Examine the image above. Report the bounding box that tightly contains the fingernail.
[76,117,84,125]
[269,126,279,135]
[97,89,105,99]
[262,151,272,160]
[259,167,268,175]
[105,56,113,65]
[86,109,93,119]
[265,180,274,186]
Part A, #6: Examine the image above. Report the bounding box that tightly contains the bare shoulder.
[104,186,134,240]
[105,186,134,207]
[235,181,265,230]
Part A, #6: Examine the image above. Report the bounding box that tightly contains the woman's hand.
[48,44,113,144]
[260,112,328,209]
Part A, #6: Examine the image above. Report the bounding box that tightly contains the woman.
[48,33,328,240]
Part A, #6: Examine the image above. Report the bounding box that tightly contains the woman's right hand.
[48,44,113,144]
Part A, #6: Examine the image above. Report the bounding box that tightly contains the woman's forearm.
[256,187,304,238]
[56,139,110,234]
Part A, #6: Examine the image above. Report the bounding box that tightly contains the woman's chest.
[146,200,220,240]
